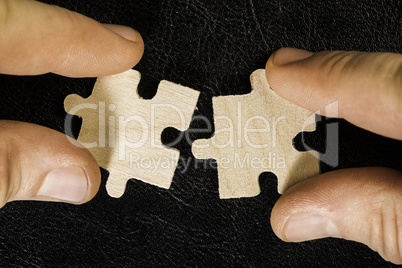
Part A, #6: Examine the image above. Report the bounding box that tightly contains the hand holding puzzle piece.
[65,69,318,198]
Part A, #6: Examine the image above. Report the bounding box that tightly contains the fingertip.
[102,23,145,68]
[33,148,101,205]
[265,50,283,98]
[88,24,145,77]
[59,136,102,204]
[0,0,145,77]
[270,170,344,242]
[265,48,314,91]
[0,121,102,205]
[270,207,286,242]
[270,48,314,66]
[55,135,102,204]
[124,29,145,70]
[265,51,276,85]
[80,158,102,203]
[41,157,101,205]
[270,168,402,264]
[38,165,97,204]
[102,24,141,42]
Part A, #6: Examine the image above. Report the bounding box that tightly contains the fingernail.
[284,213,340,242]
[38,166,88,203]
[272,48,314,66]
[102,24,139,42]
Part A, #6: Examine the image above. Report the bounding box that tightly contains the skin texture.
[266,48,402,264]
[0,0,144,77]
[0,0,144,205]
[0,121,101,205]
[266,48,402,140]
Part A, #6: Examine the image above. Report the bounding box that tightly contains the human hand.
[0,0,144,207]
[266,48,402,264]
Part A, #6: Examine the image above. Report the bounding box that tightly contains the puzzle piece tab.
[192,69,319,199]
[65,69,200,197]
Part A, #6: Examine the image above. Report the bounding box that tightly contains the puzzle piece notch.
[192,69,318,199]
[65,69,200,198]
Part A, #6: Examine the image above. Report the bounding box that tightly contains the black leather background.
[0,0,401,267]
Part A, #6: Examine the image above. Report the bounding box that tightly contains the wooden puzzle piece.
[65,69,200,197]
[192,69,319,199]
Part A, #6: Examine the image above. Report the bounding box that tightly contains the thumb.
[0,120,100,207]
[270,167,402,264]
[265,48,402,140]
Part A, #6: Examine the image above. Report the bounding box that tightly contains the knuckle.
[316,51,358,78]
[317,51,402,132]
[372,53,402,129]
[313,51,365,90]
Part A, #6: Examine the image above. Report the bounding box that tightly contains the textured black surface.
[0,0,401,267]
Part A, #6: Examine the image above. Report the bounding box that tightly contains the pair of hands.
[1,0,401,264]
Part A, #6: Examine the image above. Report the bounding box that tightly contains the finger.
[265,48,402,140]
[270,167,402,264]
[0,0,144,77]
[0,120,101,207]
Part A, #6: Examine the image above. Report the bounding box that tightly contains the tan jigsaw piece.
[192,69,319,199]
[65,69,200,198]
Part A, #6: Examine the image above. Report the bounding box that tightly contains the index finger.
[265,48,402,140]
[0,0,144,77]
